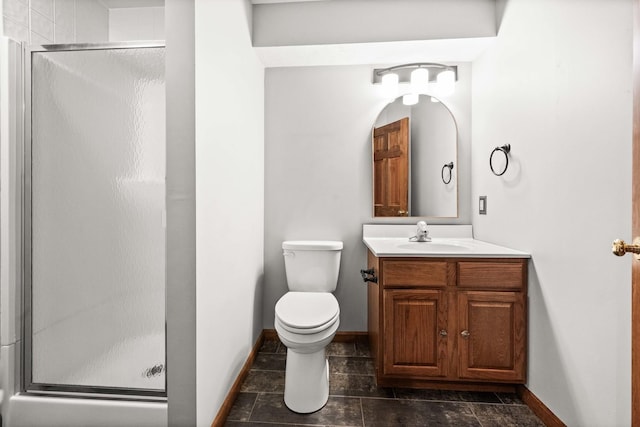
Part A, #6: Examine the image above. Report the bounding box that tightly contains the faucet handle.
[411,221,431,242]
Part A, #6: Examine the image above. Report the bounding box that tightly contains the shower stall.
[1,39,168,426]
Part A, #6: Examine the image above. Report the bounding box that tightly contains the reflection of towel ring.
[441,162,454,184]
[490,144,511,176]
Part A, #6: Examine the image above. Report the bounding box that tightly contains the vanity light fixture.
[436,69,455,96]
[410,67,429,92]
[381,72,400,98]
[373,63,458,102]
[402,93,419,106]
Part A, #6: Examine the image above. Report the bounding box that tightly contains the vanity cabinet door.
[457,291,526,382]
[383,289,449,378]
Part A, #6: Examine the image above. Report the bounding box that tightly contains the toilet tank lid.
[282,240,343,251]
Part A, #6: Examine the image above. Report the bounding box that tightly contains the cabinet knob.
[439,329,448,337]
[460,330,470,338]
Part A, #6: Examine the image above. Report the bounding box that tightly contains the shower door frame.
[22,41,167,401]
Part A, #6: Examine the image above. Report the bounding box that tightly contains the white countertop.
[362,224,530,258]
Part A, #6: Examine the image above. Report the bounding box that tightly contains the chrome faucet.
[410,221,431,242]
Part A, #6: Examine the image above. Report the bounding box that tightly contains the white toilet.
[274,240,343,414]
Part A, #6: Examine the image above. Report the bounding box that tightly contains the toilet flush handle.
[360,268,378,283]
[283,250,295,258]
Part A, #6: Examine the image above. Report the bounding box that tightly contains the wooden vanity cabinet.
[367,251,527,389]
[457,290,525,382]
[383,288,449,378]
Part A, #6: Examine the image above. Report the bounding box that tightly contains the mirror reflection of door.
[373,117,409,217]
[372,95,458,218]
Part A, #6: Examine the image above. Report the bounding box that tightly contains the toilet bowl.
[275,292,340,413]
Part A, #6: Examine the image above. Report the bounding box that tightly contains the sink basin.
[396,242,472,252]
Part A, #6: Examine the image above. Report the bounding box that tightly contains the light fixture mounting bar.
[372,63,458,84]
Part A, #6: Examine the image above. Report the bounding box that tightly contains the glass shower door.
[26,44,166,396]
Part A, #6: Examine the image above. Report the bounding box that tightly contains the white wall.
[2,0,108,44]
[165,0,195,424]
[253,0,496,47]
[194,0,264,425]
[75,0,108,42]
[472,0,632,425]
[0,37,25,419]
[263,64,471,331]
[109,6,164,42]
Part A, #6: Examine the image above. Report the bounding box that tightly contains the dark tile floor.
[225,337,545,427]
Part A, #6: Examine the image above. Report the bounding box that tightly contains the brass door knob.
[460,330,470,338]
[398,210,407,215]
[612,238,640,260]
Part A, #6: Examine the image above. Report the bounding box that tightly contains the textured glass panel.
[31,47,165,391]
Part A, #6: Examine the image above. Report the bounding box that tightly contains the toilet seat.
[275,292,339,335]
[277,311,340,335]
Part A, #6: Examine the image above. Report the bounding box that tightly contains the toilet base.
[283,347,329,413]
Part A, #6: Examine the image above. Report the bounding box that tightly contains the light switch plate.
[479,196,487,215]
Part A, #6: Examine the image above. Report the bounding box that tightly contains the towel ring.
[490,144,511,176]
[441,162,454,184]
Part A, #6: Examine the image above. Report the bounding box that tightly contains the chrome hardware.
[439,330,448,337]
[360,268,378,283]
[409,220,431,242]
[612,238,640,260]
[460,330,470,338]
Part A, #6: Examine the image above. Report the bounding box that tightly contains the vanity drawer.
[457,261,525,290]
[382,260,448,287]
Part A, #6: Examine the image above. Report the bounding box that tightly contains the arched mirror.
[372,94,458,218]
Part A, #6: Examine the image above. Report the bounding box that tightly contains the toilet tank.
[282,240,343,292]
